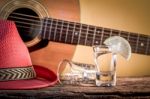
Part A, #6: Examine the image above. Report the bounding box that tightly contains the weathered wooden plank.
[0,77,150,98]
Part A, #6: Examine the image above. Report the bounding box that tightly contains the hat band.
[0,66,36,81]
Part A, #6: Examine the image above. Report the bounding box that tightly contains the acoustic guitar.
[0,0,149,76]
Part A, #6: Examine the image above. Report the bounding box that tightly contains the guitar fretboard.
[41,18,150,55]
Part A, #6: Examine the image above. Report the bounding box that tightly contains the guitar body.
[0,0,149,77]
[29,0,80,73]
[0,0,80,73]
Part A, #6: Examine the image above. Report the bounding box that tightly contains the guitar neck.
[41,18,150,55]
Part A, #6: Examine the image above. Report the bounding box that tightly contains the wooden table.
[0,77,150,99]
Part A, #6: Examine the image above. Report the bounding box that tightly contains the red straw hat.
[0,19,57,89]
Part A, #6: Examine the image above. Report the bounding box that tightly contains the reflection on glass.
[57,59,97,86]
[93,45,117,87]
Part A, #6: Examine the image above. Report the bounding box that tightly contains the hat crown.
[0,20,57,89]
[0,20,32,68]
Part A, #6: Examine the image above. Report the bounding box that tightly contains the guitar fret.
[127,32,130,41]
[137,34,149,54]
[139,35,148,47]
[102,28,111,44]
[85,25,89,45]
[94,27,103,45]
[135,34,140,53]
[86,26,95,46]
[100,27,104,45]
[60,21,68,42]
[59,21,66,42]
[92,27,97,46]
[72,23,80,44]
[65,22,74,43]
[79,24,87,45]
[50,19,57,41]
[73,31,79,44]
[77,24,82,44]
[59,20,64,41]
[71,22,76,44]
[53,19,58,41]
[146,36,150,54]
[42,18,48,39]
[128,33,138,53]
[55,21,63,42]
[65,21,70,43]
[48,18,53,40]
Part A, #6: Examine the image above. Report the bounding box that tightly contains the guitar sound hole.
[7,8,41,42]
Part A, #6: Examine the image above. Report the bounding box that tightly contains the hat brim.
[0,65,58,89]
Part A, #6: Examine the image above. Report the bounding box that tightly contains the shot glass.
[57,59,97,86]
[93,45,117,87]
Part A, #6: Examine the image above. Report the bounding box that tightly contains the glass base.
[59,73,96,86]
[96,80,116,87]
[96,71,116,87]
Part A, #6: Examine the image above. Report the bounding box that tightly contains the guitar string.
[8,16,120,41]
[18,27,147,52]
[16,25,113,44]
[8,18,149,52]
[7,12,149,48]
[9,20,149,52]
[9,12,149,40]
[10,18,150,44]
[16,23,147,47]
